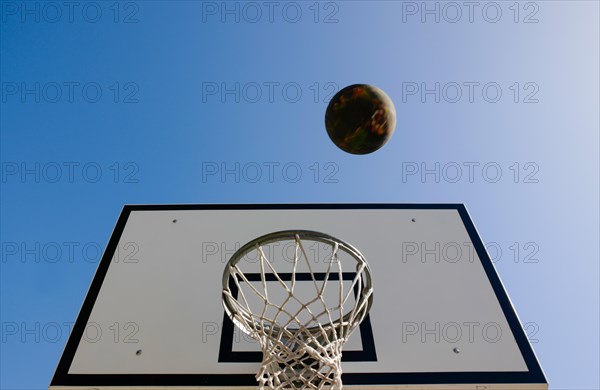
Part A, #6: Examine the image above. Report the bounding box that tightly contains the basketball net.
[222,231,373,390]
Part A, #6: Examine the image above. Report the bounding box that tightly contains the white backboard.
[51,204,547,389]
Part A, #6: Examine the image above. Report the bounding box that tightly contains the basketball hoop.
[222,230,374,390]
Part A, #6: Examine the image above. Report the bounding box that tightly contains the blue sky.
[1,1,599,389]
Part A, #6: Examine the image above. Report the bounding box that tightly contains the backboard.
[51,204,547,389]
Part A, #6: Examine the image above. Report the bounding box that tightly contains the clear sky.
[1,1,598,389]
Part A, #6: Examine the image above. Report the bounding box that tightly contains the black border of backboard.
[50,204,547,388]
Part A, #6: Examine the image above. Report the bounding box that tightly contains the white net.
[222,231,373,390]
